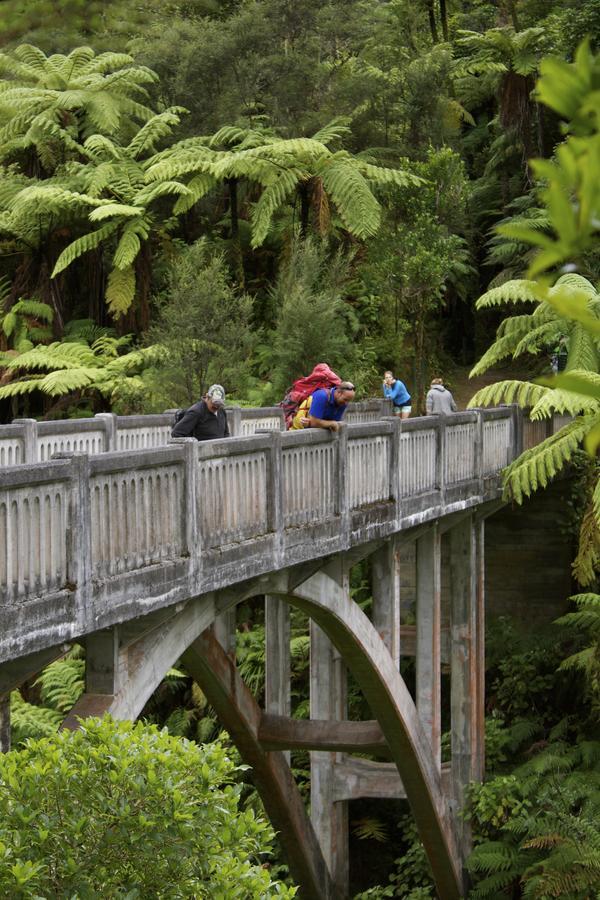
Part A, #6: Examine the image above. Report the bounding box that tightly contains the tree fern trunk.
[425,0,439,43]
[228,177,245,288]
[299,182,312,238]
[438,0,448,41]
[136,242,152,333]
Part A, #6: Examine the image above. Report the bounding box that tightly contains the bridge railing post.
[475,409,484,497]
[12,418,38,464]
[390,416,402,522]
[436,415,446,504]
[169,438,201,593]
[53,452,93,632]
[94,412,117,453]
[267,429,284,563]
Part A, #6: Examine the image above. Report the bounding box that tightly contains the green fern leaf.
[319,157,381,238]
[468,380,548,409]
[106,265,136,317]
[475,279,539,309]
[52,222,119,277]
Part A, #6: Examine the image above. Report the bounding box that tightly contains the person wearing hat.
[171,384,230,441]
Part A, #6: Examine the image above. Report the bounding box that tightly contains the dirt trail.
[448,364,532,410]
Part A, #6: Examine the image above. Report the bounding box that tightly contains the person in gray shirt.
[426,377,457,415]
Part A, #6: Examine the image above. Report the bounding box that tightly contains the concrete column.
[214,609,237,657]
[265,595,291,764]
[449,514,478,850]
[474,518,486,784]
[416,524,441,769]
[371,537,401,668]
[335,424,350,547]
[265,596,291,716]
[0,695,10,753]
[85,627,124,694]
[310,580,348,894]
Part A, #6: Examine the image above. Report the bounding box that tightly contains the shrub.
[0,716,296,899]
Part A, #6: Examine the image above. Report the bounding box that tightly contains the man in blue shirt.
[307,382,356,432]
[383,370,411,418]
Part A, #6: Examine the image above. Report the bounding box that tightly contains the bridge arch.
[61,559,463,899]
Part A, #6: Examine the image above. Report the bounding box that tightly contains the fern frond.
[126,108,184,159]
[11,299,54,323]
[52,222,119,277]
[250,171,298,247]
[311,117,352,146]
[88,203,141,221]
[503,415,598,504]
[565,323,599,372]
[112,223,143,269]
[40,367,100,396]
[476,279,539,309]
[34,655,85,713]
[172,173,218,213]
[470,331,530,375]
[468,380,548,409]
[134,180,190,208]
[105,266,136,318]
[319,157,381,238]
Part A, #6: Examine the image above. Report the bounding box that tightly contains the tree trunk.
[299,181,312,238]
[137,242,152,334]
[438,0,448,41]
[415,311,426,415]
[228,177,245,288]
[425,0,439,43]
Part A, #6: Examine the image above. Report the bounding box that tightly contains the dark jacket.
[171,400,230,441]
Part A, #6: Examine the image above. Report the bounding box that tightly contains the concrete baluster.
[416,525,442,770]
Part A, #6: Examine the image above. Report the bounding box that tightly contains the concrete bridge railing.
[0,405,527,663]
[0,399,393,465]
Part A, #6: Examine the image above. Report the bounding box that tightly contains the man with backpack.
[292,381,356,432]
[171,384,230,441]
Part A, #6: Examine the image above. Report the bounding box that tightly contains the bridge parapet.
[0,399,393,465]
[0,406,526,664]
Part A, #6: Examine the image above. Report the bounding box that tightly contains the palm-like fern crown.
[0,45,158,169]
[146,116,421,247]
[454,26,546,79]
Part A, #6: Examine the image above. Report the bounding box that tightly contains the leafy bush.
[0,717,296,899]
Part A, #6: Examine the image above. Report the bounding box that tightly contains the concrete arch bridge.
[0,403,569,898]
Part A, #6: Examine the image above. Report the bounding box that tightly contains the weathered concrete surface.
[1,410,515,667]
[183,629,338,900]
[281,561,464,900]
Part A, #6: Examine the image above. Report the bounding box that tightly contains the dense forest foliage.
[2,0,600,897]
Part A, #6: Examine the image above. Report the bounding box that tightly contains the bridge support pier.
[416,524,442,770]
[265,595,291,762]
[310,569,349,896]
[371,538,401,667]
[449,514,484,852]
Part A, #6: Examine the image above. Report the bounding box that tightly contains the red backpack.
[279,363,342,430]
